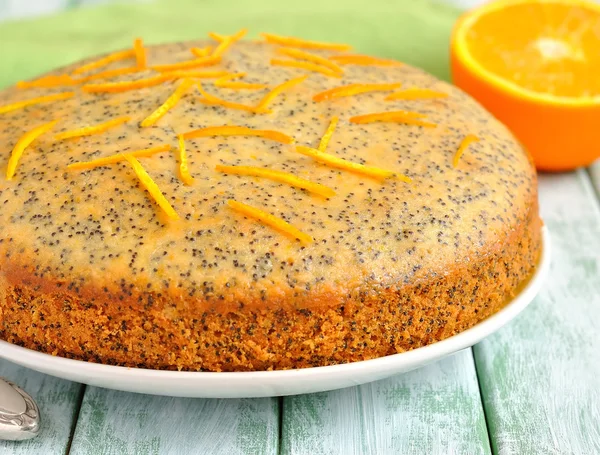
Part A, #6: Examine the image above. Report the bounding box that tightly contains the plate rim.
[0,226,550,395]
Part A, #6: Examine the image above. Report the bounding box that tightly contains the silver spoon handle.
[0,377,40,440]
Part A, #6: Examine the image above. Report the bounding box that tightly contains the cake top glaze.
[0,31,537,310]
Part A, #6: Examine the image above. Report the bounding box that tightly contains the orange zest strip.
[453,134,479,168]
[196,83,258,113]
[54,116,130,140]
[261,33,352,52]
[318,116,338,152]
[270,59,341,78]
[217,165,334,198]
[255,75,308,113]
[77,66,142,82]
[72,49,135,75]
[162,69,229,79]
[177,135,194,185]
[0,92,74,115]
[227,199,313,244]
[276,47,343,74]
[6,119,59,180]
[313,83,401,102]
[329,54,403,67]
[133,38,147,69]
[17,75,77,89]
[67,145,171,171]
[386,88,448,101]
[209,29,247,43]
[349,111,436,128]
[140,78,195,127]
[153,55,221,72]
[190,46,213,58]
[182,125,294,144]
[214,73,267,90]
[295,145,411,182]
[82,75,171,93]
[211,28,248,58]
[122,154,180,221]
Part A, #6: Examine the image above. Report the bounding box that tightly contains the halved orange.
[451,0,600,171]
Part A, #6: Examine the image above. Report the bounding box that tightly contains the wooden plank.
[69,387,279,455]
[474,171,600,455]
[0,360,83,454]
[282,350,491,455]
[589,160,600,201]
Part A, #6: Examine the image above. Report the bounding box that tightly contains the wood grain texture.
[281,350,491,455]
[0,359,83,455]
[68,387,279,455]
[589,161,600,201]
[474,171,600,455]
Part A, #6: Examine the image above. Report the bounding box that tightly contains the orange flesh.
[464,2,600,98]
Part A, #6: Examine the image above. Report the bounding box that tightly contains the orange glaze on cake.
[0,32,541,371]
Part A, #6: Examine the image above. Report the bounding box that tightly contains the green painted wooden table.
[1,1,599,453]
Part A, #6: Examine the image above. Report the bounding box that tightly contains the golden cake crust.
[0,36,541,371]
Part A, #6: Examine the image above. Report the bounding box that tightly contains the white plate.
[0,227,550,398]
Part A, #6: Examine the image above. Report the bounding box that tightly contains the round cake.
[0,31,541,371]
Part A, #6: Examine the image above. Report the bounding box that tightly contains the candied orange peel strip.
[153,55,221,72]
[197,83,258,113]
[318,116,338,152]
[453,134,479,168]
[190,46,213,58]
[210,28,248,58]
[349,110,436,128]
[255,75,308,113]
[386,88,448,101]
[55,116,130,140]
[276,47,343,74]
[329,54,403,67]
[162,69,229,79]
[295,145,410,182]
[182,125,294,144]
[270,59,341,78]
[177,135,194,185]
[261,33,352,51]
[216,165,335,198]
[122,154,180,221]
[72,49,135,75]
[0,92,74,115]
[17,75,77,89]
[82,74,171,93]
[214,73,267,90]
[133,38,147,69]
[6,119,59,180]
[313,83,401,102]
[140,78,195,127]
[67,145,170,171]
[77,66,142,83]
[227,199,313,244]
